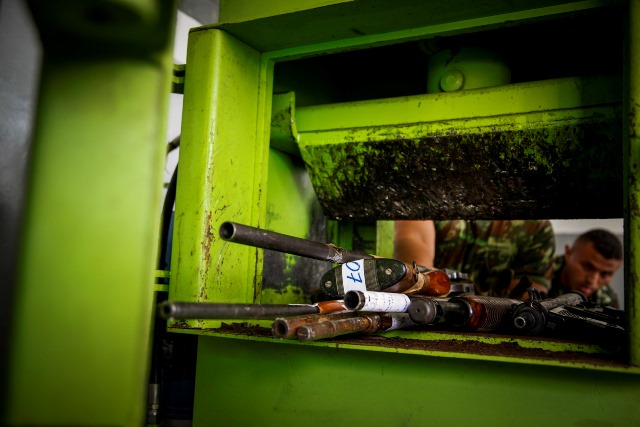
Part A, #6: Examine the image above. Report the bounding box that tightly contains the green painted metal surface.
[215,0,614,53]
[5,1,177,425]
[169,1,640,426]
[295,75,622,219]
[193,336,640,427]
[169,28,268,330]
[261,148,329,304]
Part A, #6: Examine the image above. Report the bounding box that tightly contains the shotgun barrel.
[159,299,348,320]
[296,312,415,342]
[219,221,373,264]
[272,311,357,339]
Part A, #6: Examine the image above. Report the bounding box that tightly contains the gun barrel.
[408,298,470,325]
[219,221,373,264]
[344,290,412,312]
[296,312,415,341]
[272,311,356,339]
[453,295,523,332]
[159,300,347,320]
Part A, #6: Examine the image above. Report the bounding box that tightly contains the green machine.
[4,0,640,426]
[172,1,640,426]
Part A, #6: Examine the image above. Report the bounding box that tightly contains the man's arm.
[394,220,436,267]
[507,220,556,299]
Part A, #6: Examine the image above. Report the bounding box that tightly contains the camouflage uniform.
[434,220,555,297]
[547,255,619,307]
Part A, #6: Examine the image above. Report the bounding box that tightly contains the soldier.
[546,229,623,307]
[394,220,556,299]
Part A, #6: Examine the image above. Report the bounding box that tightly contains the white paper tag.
[341,260,367,292]
[360,291,411,312]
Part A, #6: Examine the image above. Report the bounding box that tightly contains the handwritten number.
[346,272,362,283]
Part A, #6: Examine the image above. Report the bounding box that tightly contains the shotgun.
[219,221,451,298]
[296,312,416,342]
[272,311,357,339]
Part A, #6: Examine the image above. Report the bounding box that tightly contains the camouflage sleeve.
[512,220,556,289]
[594,286,619,308]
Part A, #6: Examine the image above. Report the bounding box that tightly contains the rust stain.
[200,210,214,301]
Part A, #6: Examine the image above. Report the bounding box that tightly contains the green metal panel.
[172,2,640,426]
[215,0,612,53]
[193,336,640,427]
[5,1,177,425]
[295,75,622,219]
[261,148,329,304]
[169,28,268,329]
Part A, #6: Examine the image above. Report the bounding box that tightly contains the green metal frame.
[172,0,637,366]
[169,0,640,426]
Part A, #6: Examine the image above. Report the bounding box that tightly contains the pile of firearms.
[158,222,626,345]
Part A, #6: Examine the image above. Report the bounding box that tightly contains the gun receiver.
[319,258,451,298]
[158,299,348,320]
[510,290,626,343]
[511,291,587,334]
[219,221,372,264]
[409,295,523,332]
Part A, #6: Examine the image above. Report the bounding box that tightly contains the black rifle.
[510,289,626,343]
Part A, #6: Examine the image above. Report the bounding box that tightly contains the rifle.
[219,221,451,298]
[408,294,524,332]
[296,312,415,342]
[272,311,357,339]
[510,290,626,343]
[158,299,348,320]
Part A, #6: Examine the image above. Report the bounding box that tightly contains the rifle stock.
[319,259,451,298]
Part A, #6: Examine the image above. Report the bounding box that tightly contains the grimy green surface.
[296,76,623,220]
[172,1,640,426]
[194,336,640,427]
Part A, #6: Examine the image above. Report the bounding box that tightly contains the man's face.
[563,241,622,297]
